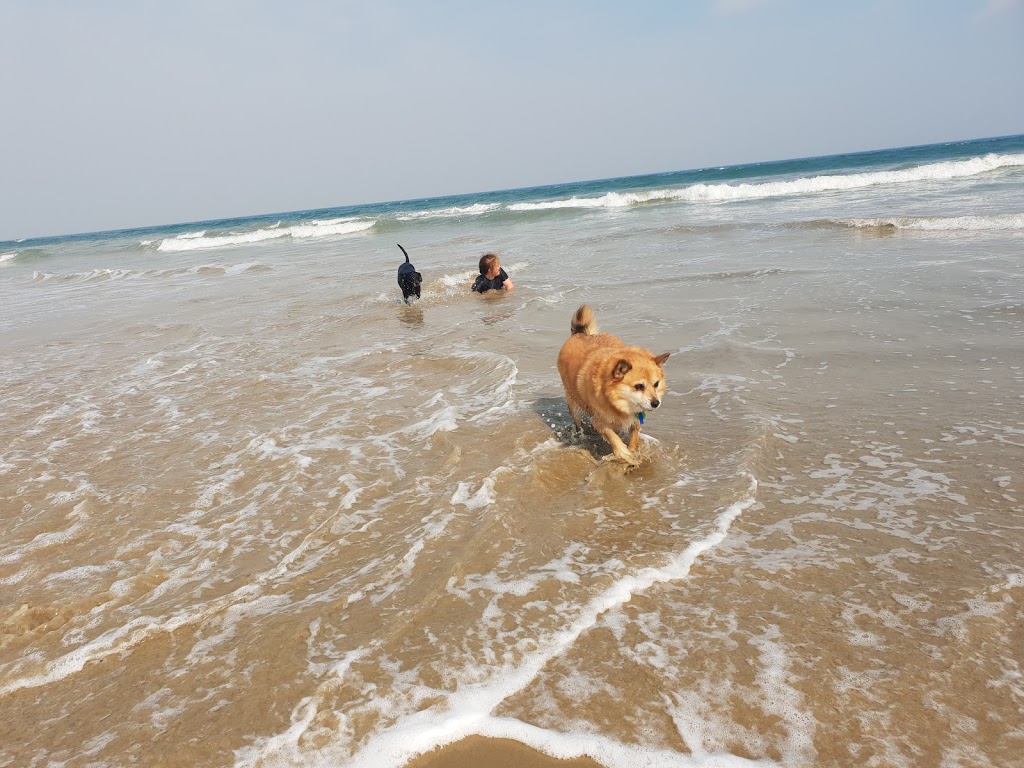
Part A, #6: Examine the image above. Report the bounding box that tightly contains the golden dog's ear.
[654,352,670,366]
[612,359,632,380]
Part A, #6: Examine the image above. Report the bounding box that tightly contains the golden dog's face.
[608,352,669,416]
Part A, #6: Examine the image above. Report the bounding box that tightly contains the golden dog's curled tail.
[570,304,597,336]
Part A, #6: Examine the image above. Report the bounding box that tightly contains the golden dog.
[557,304,670,466]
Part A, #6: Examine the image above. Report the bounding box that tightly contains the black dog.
[396,244,422,304]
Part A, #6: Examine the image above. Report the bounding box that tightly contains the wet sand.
[2,161,1022,767]
[408,737,603,768]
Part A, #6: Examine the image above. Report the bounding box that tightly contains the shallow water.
[2,140,1023,767]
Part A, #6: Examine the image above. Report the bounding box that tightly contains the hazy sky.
[2,0,1022,241]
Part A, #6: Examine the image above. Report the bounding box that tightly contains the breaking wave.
[397,203,500,221]
[508,153,1024,211]
[155,218,377,252]
[31,262,270,283]
[824,213,1024,232]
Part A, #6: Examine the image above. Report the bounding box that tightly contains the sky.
[1,0,1022,241]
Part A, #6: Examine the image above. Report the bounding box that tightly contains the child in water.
[471,252,514,293]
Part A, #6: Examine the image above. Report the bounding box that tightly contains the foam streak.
[239,475,760,768]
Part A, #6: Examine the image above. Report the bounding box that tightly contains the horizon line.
[4,132,1021,246]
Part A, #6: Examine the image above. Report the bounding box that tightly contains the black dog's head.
[396,244,422,304]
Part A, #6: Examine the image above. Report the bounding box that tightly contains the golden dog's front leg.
[566,398,584,431]
[627,422,641,453]
[601,428,640,467]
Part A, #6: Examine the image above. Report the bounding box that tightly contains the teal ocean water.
[4,134,1023,259]
[1,135,1023,767]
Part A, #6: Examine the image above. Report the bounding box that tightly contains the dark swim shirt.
[472,268,509,293]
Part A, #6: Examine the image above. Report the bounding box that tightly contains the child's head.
[479,252,500,278]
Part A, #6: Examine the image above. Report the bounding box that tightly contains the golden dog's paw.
[604,451,642,469]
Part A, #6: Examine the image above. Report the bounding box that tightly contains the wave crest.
[397,203,500,221]
[829,213,1024,232]
[155,218,376,252]
[31,262,270,283]
[510,153,1024,211]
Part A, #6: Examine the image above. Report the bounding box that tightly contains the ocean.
[1,134,1023,768]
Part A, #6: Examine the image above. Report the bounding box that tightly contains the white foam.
[135,688,189,732]
[156,219,376,252]
[510,192,640,211]
[0,477,388,696]
[892,593,932,612]
[0,497,92,565]
[508,153,1024,210]
[186,595,291,664]
[692,374,753,421]
[450,477,497,510]
[402,405,461,438]
[81,731,118,756]
[158,228,286,250]
[859,455,888,468]
[439,270,478,289]
[448,545,587,604]
[31,267,136,283]
[834,213,1024,231]
[363,349,518,439]
[224,261,267,276]
[287,220,375,239]
[383,715,777,768]
[236,476,760,768]
[665,623,814,766]
[0,251,17,265]
[847,629,883,647]
[746,628,815,764]
[397,203,500,220]
[29,262,269,283]
[0,593,245,697]
[436,261,529,297]
[42,563,112,586]
[245,436,314,469]
[195,468,245,510]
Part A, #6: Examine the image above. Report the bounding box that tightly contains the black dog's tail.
[397,243,410,264]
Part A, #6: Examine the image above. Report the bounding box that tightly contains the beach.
[1,136,1022,767]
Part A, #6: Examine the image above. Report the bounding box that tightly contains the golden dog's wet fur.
[557,305,669,466]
